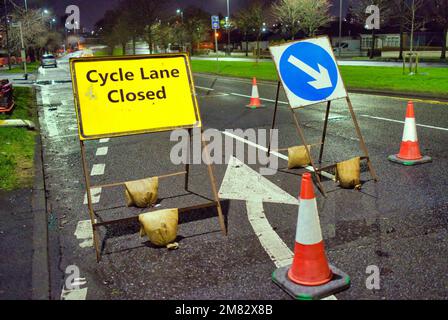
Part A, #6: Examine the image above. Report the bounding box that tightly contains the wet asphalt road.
[35,54,448,300]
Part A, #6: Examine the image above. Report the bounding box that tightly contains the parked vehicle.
[0,79,14,114]
[41,54,57,68]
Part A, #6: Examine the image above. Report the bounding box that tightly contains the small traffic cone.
[388,101,432,166]
[272,173,350,300]
[246,77,263,109]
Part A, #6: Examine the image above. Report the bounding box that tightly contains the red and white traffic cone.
[288,173,332,286]
[388,101,432,165]
[272,173,350,300]
[247,77,263,109]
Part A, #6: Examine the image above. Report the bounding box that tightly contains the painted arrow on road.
[219,156,298,268]
[218,157,337,300]
[287,55,333,90]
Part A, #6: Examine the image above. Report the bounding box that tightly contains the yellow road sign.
[70,54,201,140]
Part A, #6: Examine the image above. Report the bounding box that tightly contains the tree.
[235,9,252,56]
[183,6,210,55]
[7,8,55,60]
[273,0,332,39]
[404,0,427,53]
[119,0,170,54]
[297,0,332,37]
[147,21,173,53]
[390,0,427,59]
[96,9,131,55]
[272,0,301,40]
[431,0,448,60]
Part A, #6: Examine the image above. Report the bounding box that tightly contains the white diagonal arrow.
[288,55,333,90]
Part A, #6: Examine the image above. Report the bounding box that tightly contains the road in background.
[34,54,448,300]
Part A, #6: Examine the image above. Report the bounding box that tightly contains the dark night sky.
[29,0,349,30]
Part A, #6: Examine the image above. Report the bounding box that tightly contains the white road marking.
[361,114,448,132]
[60,287,88,300]
[91,164,105,176]
[221,131,336,181]
[74,220,93,248]
[195,85,215,91]
[230,92,289,105]
[246,200,294,268]
[95,146,109,156]
[219,157,298,205]
[219,157,337,300]
[41,91,60,137]
[219,157,296,268]
[99,138,110,143]
[84,187,102,204]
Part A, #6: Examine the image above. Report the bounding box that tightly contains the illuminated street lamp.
[225,0,230,56]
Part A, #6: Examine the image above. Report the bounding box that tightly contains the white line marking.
[219,156,299,205]
[230,92,289,105]
[91,164,105,176]
[99,138,110,143]
[95,147,109,156]
[60,287,88,300]
[84,187,102,204]
[74,220,93,248]
[361,114,448,132]
[221,131,336,181]
[247,200,294,268]
[195,85,215,91]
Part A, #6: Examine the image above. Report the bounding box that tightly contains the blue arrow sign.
[279,42,339,102]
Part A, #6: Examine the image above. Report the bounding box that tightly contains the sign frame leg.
[319,101,331,164]
[80,140,101,262]
[290,108,327,196]
[201,129,227,236]
[345,97,378,182]
[267,81,282,155]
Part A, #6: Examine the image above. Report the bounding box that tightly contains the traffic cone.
[272,173,350,300]
[288,173,332,286]
[388,101,432,166]
[246,77,263,109]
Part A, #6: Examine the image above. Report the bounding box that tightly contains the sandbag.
[336,157,361,189]
[288,145,312,169]
[125,177,159,208]
[139,208,179,247]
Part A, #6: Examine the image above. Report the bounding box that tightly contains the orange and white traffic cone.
[246,77,263,109]
[288,173,332,286]
[388,101,432,166]
[272,173,350,300]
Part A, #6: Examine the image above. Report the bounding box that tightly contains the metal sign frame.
[70,53,202,141]
[70,54,227,262]
[268,37,378,195]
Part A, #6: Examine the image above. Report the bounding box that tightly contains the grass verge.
[0,62,40,74]
[0,87,36,190]
[191,60,448,97]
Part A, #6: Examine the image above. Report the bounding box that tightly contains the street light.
[226,0,230,56]
[176,9,184,52]
[50,18,56,30]
[338,0,343,57]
